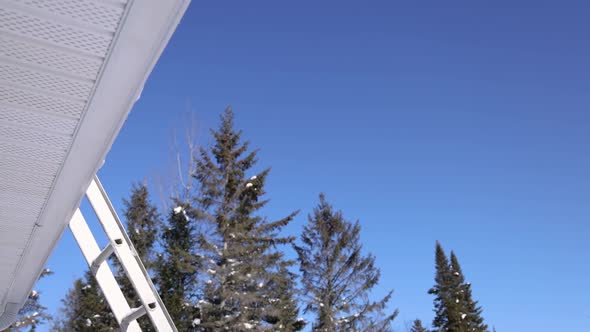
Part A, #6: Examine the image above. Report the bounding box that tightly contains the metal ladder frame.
[69,176,177,332]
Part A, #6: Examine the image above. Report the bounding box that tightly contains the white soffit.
[0,0,190,328]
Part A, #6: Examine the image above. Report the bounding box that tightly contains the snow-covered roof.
[0,0,190,329]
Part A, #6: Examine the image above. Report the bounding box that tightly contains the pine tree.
[428,242,488,332]
[410,319,429,332]
[54,270,116,331]
[294,194,397,332]
[193,108,302,331]
[116,182,161,331]
[155,203,201,331]
[449,252,487,332]
[8,269,53,331]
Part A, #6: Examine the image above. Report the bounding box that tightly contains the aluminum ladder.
[69,176,177,332]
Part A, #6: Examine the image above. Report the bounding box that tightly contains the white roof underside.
[0,0,189,328]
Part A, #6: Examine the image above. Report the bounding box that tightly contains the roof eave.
[0,0,190,328]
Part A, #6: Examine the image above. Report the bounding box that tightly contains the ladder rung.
[91,243,115,274]
[121,306,148,329]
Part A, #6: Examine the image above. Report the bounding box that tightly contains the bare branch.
[151,102,203,210]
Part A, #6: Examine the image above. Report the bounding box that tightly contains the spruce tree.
[155,203,201,331]
[54,270,116,331]
[294,194,397,332]
[8,269,53,331]
[429,242,456,331]
[261,264,306,331]
[116,182,161,331]
[429,242,488,332]
[123,182,160,271]
[449,252,487,332]
[193,108,302,331]
[410,319,429,332]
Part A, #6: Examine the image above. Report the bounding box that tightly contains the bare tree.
[152,107,203,210]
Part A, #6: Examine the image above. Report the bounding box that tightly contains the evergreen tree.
[8,269,53,331]
[294,194,397,332]
[116,182,161,331]
[449,252,487,332]
[429,242,456,331]
[261,264,306,331]
[428,242,488,332]
[54,270,116,331]
[410,319,429,332]
[156,203,201,331]
[123,182,160,271]
[193,108,302,331]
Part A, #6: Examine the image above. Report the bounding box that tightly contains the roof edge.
[0,303,18,330]
[0,0,190,328]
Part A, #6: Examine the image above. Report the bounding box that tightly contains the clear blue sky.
[41,1,589,331]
